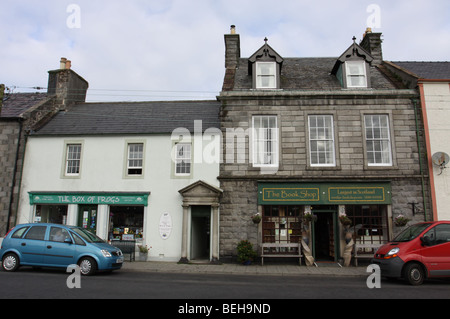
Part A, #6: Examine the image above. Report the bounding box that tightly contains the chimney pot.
[230,25,236,34]
[60,57,67,69]
[65,60,72,69]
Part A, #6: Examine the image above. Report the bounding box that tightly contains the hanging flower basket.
[303,212,317,223]
[394,215,409,227]
[251,213,261,224]
[339,214,352,227]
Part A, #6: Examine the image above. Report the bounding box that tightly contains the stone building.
[0,58,88,235]
[218,27,430,263]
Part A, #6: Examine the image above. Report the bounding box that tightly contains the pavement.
[121,260,369,277]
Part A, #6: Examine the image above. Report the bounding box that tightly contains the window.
[252,116,278,167]
[308,115,335,166]
[24,226,47,240]
[345,61,367,88]
[262,206,302,243]
[49,227,70,243]
[256,62,276,89]
[423,224,450,246]
[175,143,191,176]
[365,115,392,166]
[65,144,81,176]
[127,143,143,175]
[346,205,390,245]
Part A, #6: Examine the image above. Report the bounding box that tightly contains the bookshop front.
[258,182,392,262]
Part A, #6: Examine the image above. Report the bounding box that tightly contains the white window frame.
[127,143,144,176]
[65,143,82,176]
[255,62,277,89]
[308,115,336,166]
[252,115,278,167]
[175,143,192,176]
[364,114,392,166]
[345,61,367,88]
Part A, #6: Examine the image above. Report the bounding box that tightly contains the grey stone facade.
[218,28,430,260]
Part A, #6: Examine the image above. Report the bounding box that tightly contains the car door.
[421,224,450,277]
[43,226,77,266]
[19,225,47,265]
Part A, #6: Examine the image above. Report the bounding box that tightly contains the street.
[0,266,449,301]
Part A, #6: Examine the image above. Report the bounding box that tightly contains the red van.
[372,221,450,285]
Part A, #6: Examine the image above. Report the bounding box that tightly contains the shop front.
[28,192,149,242]
[257,182,392,263]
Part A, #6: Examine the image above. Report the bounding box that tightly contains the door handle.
[21,243,26,246]
[47,245,52,249]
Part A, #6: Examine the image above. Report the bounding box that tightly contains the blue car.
[0,223,123,275]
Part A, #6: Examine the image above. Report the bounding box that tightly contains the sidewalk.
[121,260,368,277]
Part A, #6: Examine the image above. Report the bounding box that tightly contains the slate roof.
[390,61,450,80]
[232,57,397,90]
[34,100,221,136]
[1,93,50,118]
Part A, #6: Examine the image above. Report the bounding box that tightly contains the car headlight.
[385,247,399,259]
[101,249,112,257]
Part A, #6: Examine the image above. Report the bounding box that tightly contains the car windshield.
[393,223,432,242]
[70,227,105,243]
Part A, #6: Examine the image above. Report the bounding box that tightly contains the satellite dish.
[432,152,450,166]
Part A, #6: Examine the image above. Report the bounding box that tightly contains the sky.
[1,0,449,102]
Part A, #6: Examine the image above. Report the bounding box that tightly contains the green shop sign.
[29,192,150,206]
[258,182,391,205]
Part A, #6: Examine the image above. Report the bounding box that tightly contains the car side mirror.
[64,238,73,244]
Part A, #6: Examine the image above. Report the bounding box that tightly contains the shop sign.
[29,192,150,206]
[258,182,391,205]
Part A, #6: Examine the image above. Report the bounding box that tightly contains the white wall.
[423,82,450,220]
[18,133,220,261]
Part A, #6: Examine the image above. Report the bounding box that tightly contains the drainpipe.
[412,98,428,221]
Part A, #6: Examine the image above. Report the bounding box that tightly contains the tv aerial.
[432,152,450,175]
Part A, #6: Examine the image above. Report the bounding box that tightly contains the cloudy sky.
[1,0,449,102]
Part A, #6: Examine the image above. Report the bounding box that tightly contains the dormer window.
[248,38,283,90]
[331,37,373,89]
[256,62,277,89]
[345,61,367,88]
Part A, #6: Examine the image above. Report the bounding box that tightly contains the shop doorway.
[190,206,211,260]
[78,205,98,234]
[312,206,338,261]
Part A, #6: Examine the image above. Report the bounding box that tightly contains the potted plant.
[138,244,150,261]
[236,240,257,265]
[394,214,409,227]
[251,213,262,224]
[302,212,317,223]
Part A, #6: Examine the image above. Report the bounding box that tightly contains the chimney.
[224,25,240,68]
[360,28,383,65]
[47,57,89,107]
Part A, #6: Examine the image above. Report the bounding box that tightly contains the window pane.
[66,144,81,175]
[256,62,276,89]
[175,143,191,175]
[127,143,143,175]
[308,115,335,166]
[346,61,367,88]
[25,226,47,240]
[365,115,392,165]
[252,116,278,166]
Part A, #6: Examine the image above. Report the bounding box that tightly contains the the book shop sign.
[29,192,149,206]
[258,182,391,205]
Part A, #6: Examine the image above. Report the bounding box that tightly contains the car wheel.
[78,257,97,276]
[404,262,425,286]
[2,253,20,272]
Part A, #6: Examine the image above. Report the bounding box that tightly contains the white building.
[385,61,450,221]
[17,99,222,263]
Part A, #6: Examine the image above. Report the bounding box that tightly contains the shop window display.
[109,206,144,242]
[35,205,68,224]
